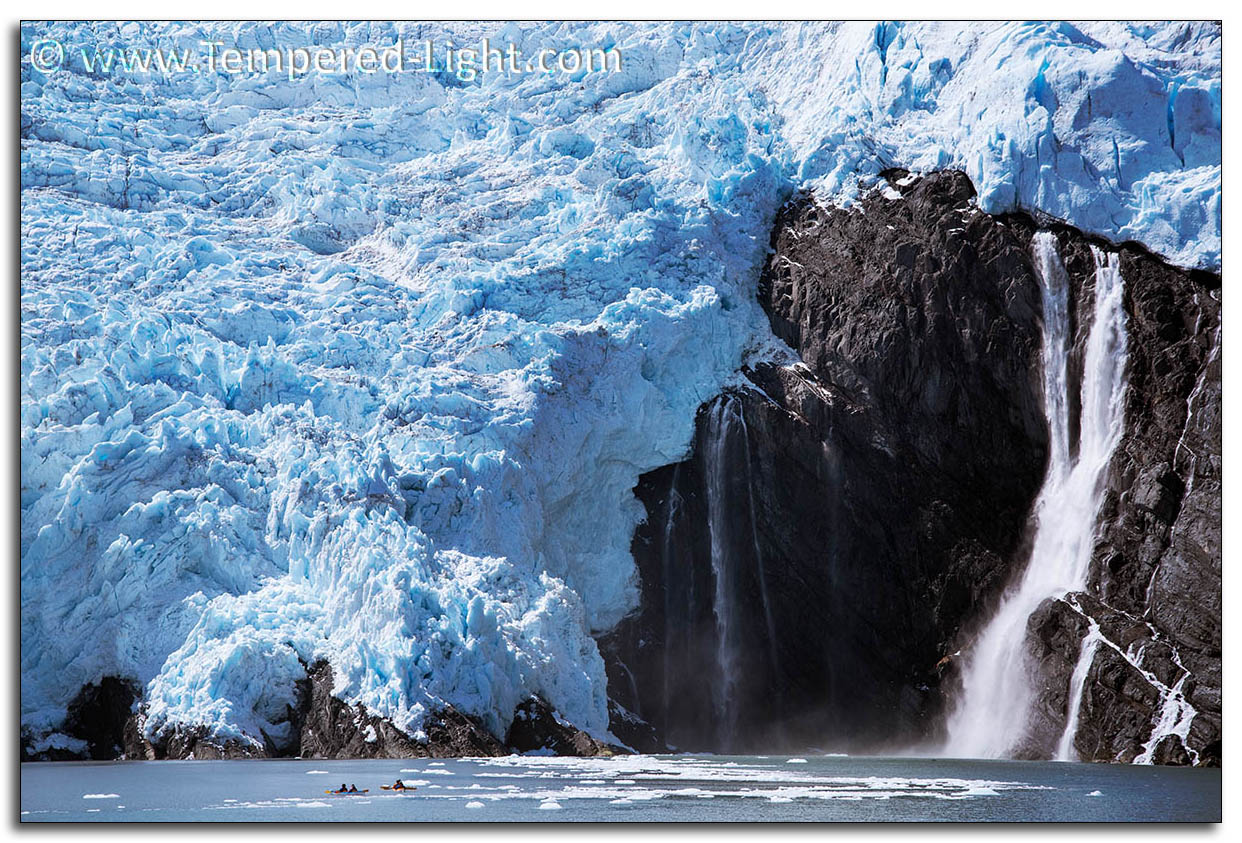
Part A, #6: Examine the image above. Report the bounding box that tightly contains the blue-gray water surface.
[19,755,1220,822]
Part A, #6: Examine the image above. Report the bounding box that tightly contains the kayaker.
[393,779,406,790]
[337,783,348,793]
[348,784,359,793]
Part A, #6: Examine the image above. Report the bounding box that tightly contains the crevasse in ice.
[20,21,1220,749]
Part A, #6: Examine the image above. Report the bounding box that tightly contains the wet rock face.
[610,169,1220,763]
[608,171,1053,751]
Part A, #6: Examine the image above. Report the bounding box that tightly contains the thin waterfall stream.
[706,398,740,749]
[704,394,780,751]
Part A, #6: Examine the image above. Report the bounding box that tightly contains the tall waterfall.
[704,393,779,751]
[706,398,741,749]
[944,234,1129,759]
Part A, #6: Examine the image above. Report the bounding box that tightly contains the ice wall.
[20,21,1220,750]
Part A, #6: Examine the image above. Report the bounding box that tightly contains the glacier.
[20,21,1221,751]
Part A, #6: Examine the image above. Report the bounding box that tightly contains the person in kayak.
[392,779,407,790]
[336,784,348,793]
[348,785,359,793]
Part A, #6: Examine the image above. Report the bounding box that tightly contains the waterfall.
[735,402,780,674]
[661,469,682,736]
[703,393,780,751]
[944,234,1129,758]
[1055,620,1102,760]
[1134,672,1198,765]
[706,398,741,749]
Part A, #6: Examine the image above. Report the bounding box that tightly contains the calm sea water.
[19,754,1220,822]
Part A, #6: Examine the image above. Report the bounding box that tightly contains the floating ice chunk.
[787,758,808,764]
[82,794,120,800]
[539,800,563,810]
[465,801,485,809]
[962,786,999,796]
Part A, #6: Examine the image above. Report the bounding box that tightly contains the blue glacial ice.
[20,21,1220,749]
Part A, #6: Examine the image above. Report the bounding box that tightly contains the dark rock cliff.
[604,170,1052,752]
[603,170,1221,763]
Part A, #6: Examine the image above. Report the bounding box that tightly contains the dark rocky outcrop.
[606,169,1220,763]
[291,660,507,760]
[21,676,141,761]
[608,171,1053,752]
[607,699,666,754]
[63,676,139,760]
[506,696,623,757]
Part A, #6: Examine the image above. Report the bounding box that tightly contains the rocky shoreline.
[22,662,629,762]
